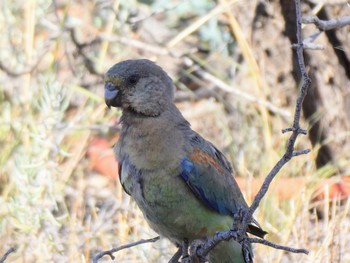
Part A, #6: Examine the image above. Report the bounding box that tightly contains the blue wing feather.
[181,157,220,212]
[180,133,249,216]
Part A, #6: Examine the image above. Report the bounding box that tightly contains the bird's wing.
[118,157,132,196]
[180,133,267,238]
[180,133,248,216]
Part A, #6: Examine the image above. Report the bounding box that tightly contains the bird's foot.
[189,239,209,263]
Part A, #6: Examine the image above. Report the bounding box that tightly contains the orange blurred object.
[87,137,118,180]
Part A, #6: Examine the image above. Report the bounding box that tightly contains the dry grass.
[0,1,349,262]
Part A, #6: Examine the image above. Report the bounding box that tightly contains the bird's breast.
[118,121,184,171]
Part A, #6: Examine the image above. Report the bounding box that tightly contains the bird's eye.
[127,74,139,85]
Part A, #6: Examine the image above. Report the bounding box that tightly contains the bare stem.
[0,247,16,263]
[241,0,311,230]
[302,15,350,31]
[248,238,309,254]
[92,236,160,263]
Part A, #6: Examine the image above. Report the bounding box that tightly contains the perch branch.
[92,236,160,263]
[183,0,311,261]
[168,246,183,263]
[242,0,311,229]
[192,228,309,262]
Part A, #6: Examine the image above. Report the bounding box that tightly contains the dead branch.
[0,247,16,263]
[302,15,350,31]
[248,238,309,254]
[182,0,311,261]
[168,246,183,263]
[239,0,311,240]
[299,15,350,49]
[306,0,350,5]
[68,27,103,77]
[182,57,292,119]
[0,49,48,77]
[92,236,160,263]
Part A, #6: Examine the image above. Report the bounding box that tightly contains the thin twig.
[68,28,103,77]
[168,246,182,263]
[248,238,309,254]
[173,0,312,261]
[293,149,311,156]
[100,34,169,56]
[0,48,48,77]
[299,15,350,50]
[302,15,350,31]
[182,57,291,119]
[241,0,312,238]
[306,0,350,5]
[0,247,16,263]
[242,0,312,228]
[292,42,324,50]
[92,236,160,263]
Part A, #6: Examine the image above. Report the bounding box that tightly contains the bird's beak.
[104,82,120,109]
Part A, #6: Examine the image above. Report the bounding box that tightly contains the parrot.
[104,59,266,263]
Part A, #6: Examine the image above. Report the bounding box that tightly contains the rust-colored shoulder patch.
[189,148,224,174]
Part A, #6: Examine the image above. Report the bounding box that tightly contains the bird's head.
[104,59,174,117]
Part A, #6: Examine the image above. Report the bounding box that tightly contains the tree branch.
[0,247,16,263]
[241,12,311,242]
[248,238,309,254]
[241,0,312,232]
[92,236,160,263]
[185,0,312,261]
[302,15,350,31]
[299,15,350,50]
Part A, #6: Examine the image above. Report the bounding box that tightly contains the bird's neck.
[120,104,187,130]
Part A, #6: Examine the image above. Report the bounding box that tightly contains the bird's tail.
[248,218,268,239]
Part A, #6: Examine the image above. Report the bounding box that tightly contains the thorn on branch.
[92,236,160,263]
[292,43,324,50]
[282,127,307,135]
[292,149,311,156]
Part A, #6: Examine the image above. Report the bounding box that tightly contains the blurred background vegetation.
[0,0,349,262]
